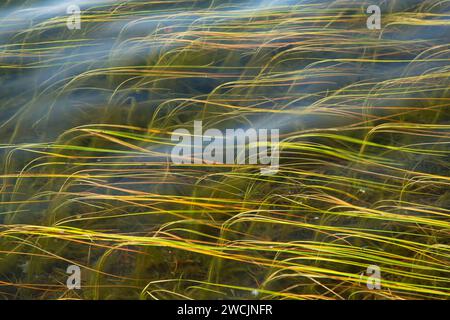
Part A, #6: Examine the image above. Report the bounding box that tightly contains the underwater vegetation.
[0,0,449,300]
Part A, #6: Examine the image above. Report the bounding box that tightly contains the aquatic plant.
[0,0,449,300]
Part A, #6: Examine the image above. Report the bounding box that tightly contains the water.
[0,0,449,299]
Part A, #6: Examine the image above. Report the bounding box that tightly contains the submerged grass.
[0,0,449,299]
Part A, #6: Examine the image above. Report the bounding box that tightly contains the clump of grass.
[0,0,449,299]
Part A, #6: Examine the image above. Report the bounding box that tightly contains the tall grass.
[0,0,449,299]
